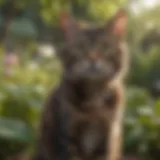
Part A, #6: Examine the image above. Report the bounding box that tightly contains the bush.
[0,54,60,159]
[124,87,160,159]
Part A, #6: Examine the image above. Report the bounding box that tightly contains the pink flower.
[4,53,19,66]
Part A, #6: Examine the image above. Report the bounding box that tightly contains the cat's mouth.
[82,70,108,80]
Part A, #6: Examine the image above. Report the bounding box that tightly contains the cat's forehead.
[79,27,106,40]
[76,27,116,46]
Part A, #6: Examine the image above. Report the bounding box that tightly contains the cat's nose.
[88,51,101,61]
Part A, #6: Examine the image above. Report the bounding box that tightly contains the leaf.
[9,18,38,39]
[155,99,160,116]
[0,117,34,143]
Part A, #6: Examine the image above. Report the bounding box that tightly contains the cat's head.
[58,9,128,84]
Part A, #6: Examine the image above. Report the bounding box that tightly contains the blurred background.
[0,0,160,159]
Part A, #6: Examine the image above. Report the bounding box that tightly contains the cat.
[34,9,129,160]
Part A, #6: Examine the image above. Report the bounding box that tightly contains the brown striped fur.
[34,9,129,160]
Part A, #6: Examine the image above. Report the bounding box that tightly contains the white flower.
[38,44,55,58]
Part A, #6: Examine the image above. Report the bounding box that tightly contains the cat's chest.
[67,96,114,158]
[68,94,116,135]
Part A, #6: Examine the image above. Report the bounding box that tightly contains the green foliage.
[124,88,160,159]
[10,18,38,39]
[0,0,38,9]
[0,54,61,158]
[40,0,127,24]
[0,117,33,142]
[128,46,160,88]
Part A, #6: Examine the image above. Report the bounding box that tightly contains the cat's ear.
[59,11,78,42]
[107,9,128,38]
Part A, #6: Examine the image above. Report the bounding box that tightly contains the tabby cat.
[34,9,129,160]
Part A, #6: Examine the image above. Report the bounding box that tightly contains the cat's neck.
[63,78,107,103]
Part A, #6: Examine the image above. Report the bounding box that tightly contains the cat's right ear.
[106,9,128,39]
[59,11,78,42]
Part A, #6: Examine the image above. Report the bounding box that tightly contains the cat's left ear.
[107,9,128,38]
[59,11,78,42]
